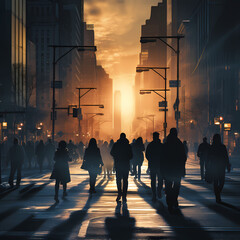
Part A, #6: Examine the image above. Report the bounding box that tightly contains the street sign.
[224,123,231,131]
[169,80,181,88]
[51,81,63,89]
[159,109,168,112]
[73,108,78,118]
[159,101,167,107]
[175,111,180,120]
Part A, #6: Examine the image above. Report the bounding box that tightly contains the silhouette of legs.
[213,175,225,203]
[165,178,181,212]
[116,169,129,202]
[150,168,163,201]
[89,173,97,193]
[9,165,17,187]
[55,180,60,202]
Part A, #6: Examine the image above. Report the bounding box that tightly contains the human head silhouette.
[203,137,207,142]
[13,138,18,145]
[213,134,221,145]
[120,133,126,139]
[170,128,178,137]
[58,140,67,150]
[88,138,97,148]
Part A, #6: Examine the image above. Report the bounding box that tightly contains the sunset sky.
[85,0,160,134]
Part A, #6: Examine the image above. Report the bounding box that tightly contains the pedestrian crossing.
[0,163,240,239]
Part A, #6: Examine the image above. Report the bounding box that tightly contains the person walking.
[163,128,187,213]
[83,138,103,193]
[197,137,210,180]
[25,141,35,169]
[50,141,71,202]
[7,138,24,187]
[110,133,133,202]
[45,139,55,169]
[146,132,164,201]
[207,134,231,203]
[35,140,45,172]
[131,137,145,180]
[101,141,113,179]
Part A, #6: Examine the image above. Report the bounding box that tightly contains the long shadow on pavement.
[105,202,136,240]
[134,179,213,240]
[180,185,240,225]
[44,176,109,240]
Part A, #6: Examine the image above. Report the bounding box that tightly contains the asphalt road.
[0,153,240,240]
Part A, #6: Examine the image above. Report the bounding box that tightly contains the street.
[0,154,240,240]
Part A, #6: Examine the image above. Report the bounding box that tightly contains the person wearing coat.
[35,140,45,172]
[163,128,187,213]
[207,134,231,203]
[146,132,164,201]
[8,138,24,187]
[83,138,103,193]
[110,133,133,203]
[50,141,71,202]
[131,137,145,180]
[197,137,210,180]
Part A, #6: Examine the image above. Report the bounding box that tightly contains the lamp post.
[137,66,169,139]
[49,45,97,142]
[140,36,184,132]
[76,88,97,139]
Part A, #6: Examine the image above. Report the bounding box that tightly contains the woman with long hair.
[83,138,103,193]
[207,134,231,203]
[50,141,71,202]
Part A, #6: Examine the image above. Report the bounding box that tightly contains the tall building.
[114,91,121,140]
[172,0,240,149]
[0,0,27,110]
[133,0,168,139]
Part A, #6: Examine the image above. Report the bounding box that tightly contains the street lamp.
[49,45,97,142]
[137,66,169,138]
[140,35,184,132]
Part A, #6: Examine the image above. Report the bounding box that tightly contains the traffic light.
[73,108,78,118]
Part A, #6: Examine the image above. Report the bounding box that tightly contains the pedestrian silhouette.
[101,141,114,179]
[82,138,103,193]
[78,141,85,160]
[146,132,164,201]
[25,141,35,169]
[50,140,71,202]
[45,139,55,169]
[131,137,145,180]
[110,133,133,202]
[207,134,231,203]
[197,137,210,180]
[35,140,45,172]
[163,128,187,213]
[7,138,24,187]
[183,140,188,159]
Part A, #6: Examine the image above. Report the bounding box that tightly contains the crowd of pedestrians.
[4,127,231,214]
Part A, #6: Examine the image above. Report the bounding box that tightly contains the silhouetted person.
[207,134,231,203]
[78,141,84,160]
[101,141,113,179]
[83,138,103,193]
[45,139,55,169]
[183,140,189,159]
[67,140,78,162]
[111,133,133,202]
[25,141,35,169]
[131,137,145,180]
[50,141,71,202]
[7,138,24,187]
[197,137,210,180]
[163,128,187,213]
[146,132,164,201]
[194,142,198,161]
[35,140,45,172]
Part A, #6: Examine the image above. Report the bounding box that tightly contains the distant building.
[114,91,121,139]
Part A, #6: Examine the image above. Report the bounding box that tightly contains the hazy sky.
[84,0,160,134]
